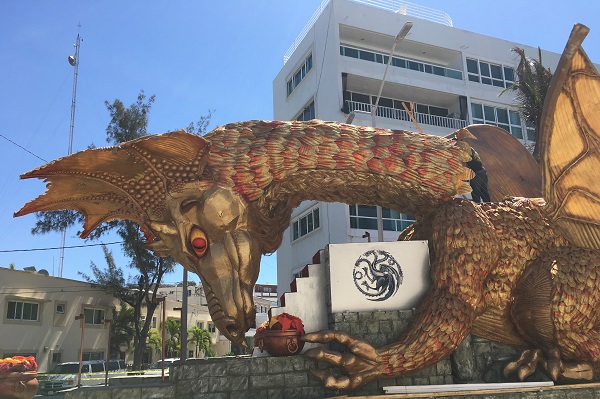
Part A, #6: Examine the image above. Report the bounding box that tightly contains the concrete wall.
[62,311,600,399]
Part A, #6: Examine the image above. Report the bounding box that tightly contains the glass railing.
[340,45,463,80]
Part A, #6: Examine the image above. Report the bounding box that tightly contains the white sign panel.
[329,240,430,313]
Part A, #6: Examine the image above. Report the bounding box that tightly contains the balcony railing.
[284,0,453,63]
[347,100,467,130]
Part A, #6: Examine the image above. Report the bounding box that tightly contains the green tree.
[30,91,214,370]
[164,318,181,358]
[147,328,162,354]
[81,242,174,369]
[187,326,214,358]
[186,109,214,136]
[501,47,553,162]
[110,302,136,358]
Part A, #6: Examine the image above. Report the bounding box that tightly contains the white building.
[0,267,114,373]
[272,0,566,298]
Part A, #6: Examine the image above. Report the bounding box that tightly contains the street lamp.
[74,314,85,387]
[101,319,112,387]
[371,21,413,127]
[370,21,413,242]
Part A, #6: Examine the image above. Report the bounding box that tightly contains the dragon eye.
[190,226,208,257]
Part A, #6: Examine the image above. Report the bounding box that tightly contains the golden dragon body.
[16,24,600,388]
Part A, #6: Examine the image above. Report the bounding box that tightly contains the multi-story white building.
[272,0,566,297]
[0,267,114,373]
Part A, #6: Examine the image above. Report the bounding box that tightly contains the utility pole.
[58,24,81,277]
[181,270,188,361]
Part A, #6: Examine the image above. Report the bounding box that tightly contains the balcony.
[347,100,467,130]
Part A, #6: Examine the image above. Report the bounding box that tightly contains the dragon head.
[14,130,260,347]
[145,186,260,346]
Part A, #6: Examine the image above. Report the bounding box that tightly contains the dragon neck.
[206,120,471,215]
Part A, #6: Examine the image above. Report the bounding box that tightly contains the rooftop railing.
[284,0,453,64]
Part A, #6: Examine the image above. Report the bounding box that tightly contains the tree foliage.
[105,91,155,144]
[147,328,162,354]
[501,47,553,162]
[164,318,181,358]
[188,326,214,358]
[186,109,214,136]
[110,302,136,357]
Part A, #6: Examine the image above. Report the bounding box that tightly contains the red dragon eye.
[190,226,208,257]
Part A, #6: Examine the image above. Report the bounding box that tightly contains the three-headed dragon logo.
[353,250,403,301]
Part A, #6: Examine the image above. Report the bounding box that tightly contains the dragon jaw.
[146,185,261,347]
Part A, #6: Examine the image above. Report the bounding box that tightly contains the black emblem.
[353,250,403,301]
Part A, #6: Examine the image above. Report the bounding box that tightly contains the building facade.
[272,0,566,297]
[0,267,114,373]
[148,284,231,360]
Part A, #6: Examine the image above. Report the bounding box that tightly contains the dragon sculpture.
[15,24,600,389]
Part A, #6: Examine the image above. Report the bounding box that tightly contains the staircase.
[270,250,329,351]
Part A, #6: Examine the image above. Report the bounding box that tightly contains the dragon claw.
[504,348,594,382]
[302,330,382,389]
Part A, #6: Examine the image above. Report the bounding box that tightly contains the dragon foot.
[302,330,383,389]
[503,348,593,382]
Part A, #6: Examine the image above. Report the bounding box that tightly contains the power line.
[0,134,48,163]
[0,241,124,253]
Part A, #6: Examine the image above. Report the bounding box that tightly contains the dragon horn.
[14,130,211,240]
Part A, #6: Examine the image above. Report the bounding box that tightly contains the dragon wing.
[461,124,542,202]
[14,130,210,239]
[539,23,600,250]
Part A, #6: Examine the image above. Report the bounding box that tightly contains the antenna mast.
[58,24,81,278]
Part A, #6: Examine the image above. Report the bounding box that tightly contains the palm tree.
[501,47,553,162]
[146,328,162,354]
[188,326,214,358]
[111,302,136,358]
[164,319,181,358]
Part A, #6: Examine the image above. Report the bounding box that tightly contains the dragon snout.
[205,284,256,347]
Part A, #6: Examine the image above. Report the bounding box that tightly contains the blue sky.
[1,1,599,287]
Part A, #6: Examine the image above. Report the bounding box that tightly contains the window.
[349,205,415,232]
[340,45,462,80]
[295,100,315,121]
[471,102,526,141]
[208,322,216,333]
[56,304,65,314]
[466,58,515,88]
[197,321,204,329]
[7,300,39,321]
[152,317,157,329]
[287,53,313,96]
[82,352,104,361]
[526,121,536,141]
[90,362,104,372]
[291,206,320,241]
[84,308,105,325]
[51,352,62,364]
